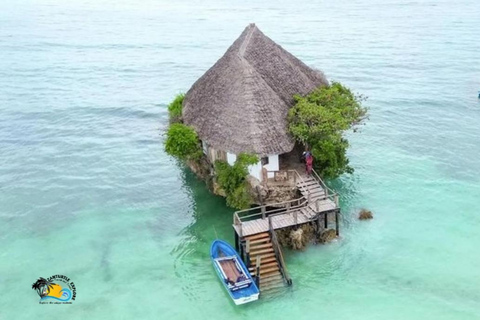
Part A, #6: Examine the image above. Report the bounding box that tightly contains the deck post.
[334,194,339,207]
[234,231,239,252]
[245,240,251,267]
[294,211,298,225]
[316,216,321,234]
[335,210,340,236]
[255,256,261,288]
[324,212,328,229]
[239,240,244,262]
[286,202,291,212]
[261,206,266,219]
[315,199,319,213]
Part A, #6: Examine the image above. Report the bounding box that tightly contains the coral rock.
[358,209,373,220]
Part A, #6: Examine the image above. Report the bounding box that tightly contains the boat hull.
[210,240,259,305]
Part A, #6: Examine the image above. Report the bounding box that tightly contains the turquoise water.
[1,0,480,319]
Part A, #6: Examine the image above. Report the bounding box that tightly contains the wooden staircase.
[297,175,325,201]
[244,232,286,292]
[296,173,338,221]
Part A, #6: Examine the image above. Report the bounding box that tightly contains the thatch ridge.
[182,23,328,156]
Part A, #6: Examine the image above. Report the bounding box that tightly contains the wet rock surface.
[358,209,373,220]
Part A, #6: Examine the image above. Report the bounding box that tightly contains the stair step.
[260,281,285,291]
[247,256,276,268]
[249,252,275,260]
[254,256,277,265]
[248,261,278,272]
[249,248,274,256]
[244,232,270,241]
[250,266,280,276]
[309,192,326,199]
[301,180,319,187]
[297,179,316,186]
[249,237,271,245]
[249,243,273,250]
[259,272,283,284]
[300,208,316,218]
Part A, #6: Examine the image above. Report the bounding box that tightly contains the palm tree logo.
[32,277,56,298]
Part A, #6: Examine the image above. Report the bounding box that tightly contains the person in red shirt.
[305,153,313,176]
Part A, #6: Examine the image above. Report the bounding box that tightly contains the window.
[261,157,269,166]
[216,149,226,161]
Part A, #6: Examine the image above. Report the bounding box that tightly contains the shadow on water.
[169,167,237,303]
[178,168,235,243]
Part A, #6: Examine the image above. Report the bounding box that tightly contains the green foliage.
[164,123,202,160]
[235,153,259,168]
[311,133,353,178]
[215,153,259,209]
[215,161,244,195]
[168,93,185,122]
[288,82,367,179]
[227,183,252,210]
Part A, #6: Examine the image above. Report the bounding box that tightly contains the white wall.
[224,153,280,182]
[226,152,236,166]
[263,155,279,178]
[247,161,263,181]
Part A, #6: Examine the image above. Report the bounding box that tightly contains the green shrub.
[288,82,367,179]
[311,133,353,178]
[227,183,252,209]
[215,153,259,209]
[167,93,185,122]
[165,123,202,160]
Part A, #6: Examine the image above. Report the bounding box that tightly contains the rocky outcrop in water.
[317,229,336,243]
[358,209,373,220]
[276,223,316,250]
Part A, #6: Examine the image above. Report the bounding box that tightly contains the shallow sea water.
[1,0,480,319]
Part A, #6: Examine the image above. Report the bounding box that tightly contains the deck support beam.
[234,230,239,252]
[316,215,321,235]
[335,210,340,236]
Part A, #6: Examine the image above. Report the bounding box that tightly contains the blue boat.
[210,239,260,305]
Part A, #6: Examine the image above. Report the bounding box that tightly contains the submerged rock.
[358,209,373,220]
[290,228,304,250]
[276,223,316,250]
[317,229,336,243]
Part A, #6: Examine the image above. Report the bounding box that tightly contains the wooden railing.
[268,217,292,286]
[265,169,297,184]
[264,169,310,194]
[292,169,310,196]
[233,169,340,237]
[255,255,261,288]
[233,195,309,237]
[311,168,336,198]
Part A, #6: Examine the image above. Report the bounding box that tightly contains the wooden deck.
[233,199,337,237]
[233,171,339,238]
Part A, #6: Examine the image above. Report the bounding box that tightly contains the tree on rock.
[165,123,202,160]
[288,82,368,179]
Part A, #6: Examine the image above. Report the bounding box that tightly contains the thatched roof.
[182,23,328,156]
